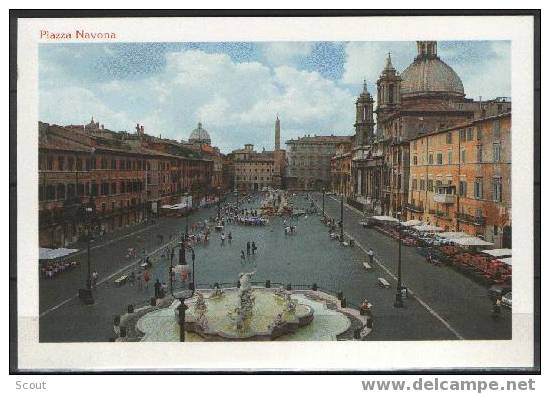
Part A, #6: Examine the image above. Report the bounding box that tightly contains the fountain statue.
[238,271,256,294]
[284,294,297,314]
[194,293,207,317]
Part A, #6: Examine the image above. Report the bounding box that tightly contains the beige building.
[229,144,275,192]
[286,135,353,190]
[408,111,511,247]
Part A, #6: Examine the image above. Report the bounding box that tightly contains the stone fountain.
[126,273,373,342]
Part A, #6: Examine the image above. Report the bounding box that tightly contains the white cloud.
[258,42,314,67]
[40,48,356,152]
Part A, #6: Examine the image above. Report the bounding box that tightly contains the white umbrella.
[452,237,493,246]
[413,224,443,232]
[438,231,469,239]
[481,249,512,258]
[39,247,79,260]
[401,219,423,227]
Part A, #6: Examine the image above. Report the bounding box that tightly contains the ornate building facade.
[407,110,511,247]
[353,41,493,217]
[39,120,215,247]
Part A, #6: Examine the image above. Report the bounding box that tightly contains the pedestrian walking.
[128,271,136,286]
[247,241,251,255]
[143,269,151,288]
[154,279,161,299]
[367,248,375,265]
[241,250,246,261]
[91,270,99,288]
[252,241,256,254]
[137,271,143,289]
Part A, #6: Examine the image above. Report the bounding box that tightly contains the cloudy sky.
[39,41,510,153]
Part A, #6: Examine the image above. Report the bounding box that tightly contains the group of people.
[41,260,79,279]
[240,240,258,261]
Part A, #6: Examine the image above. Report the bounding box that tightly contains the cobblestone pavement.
[39,192,510,342]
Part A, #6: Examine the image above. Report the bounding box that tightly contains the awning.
[438,231,469,239]
[481,248,513,258]
[39,248,79,260]
[161,203,188,210]
[498,257,513,266]
[451,237,493,246]
[412,224,443,232]
[401,219,423,227]
[371,215,399,223]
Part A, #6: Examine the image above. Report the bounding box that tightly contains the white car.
[501,292,512,308]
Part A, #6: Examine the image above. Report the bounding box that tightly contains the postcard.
[13,13,538,371]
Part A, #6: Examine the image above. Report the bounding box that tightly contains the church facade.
[352,41,488,217]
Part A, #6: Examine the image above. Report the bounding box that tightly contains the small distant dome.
[189,122,211,145]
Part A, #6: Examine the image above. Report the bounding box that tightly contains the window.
[111,159,117,169]
[493,143,501,162]
[56,183,66,200]
[428,153,434,164]
[111,182,117,194]
[413,156,418,165]
[67,157,74,171]
[67,184,76,198]
[476,126,482,141]
[447,150,452,164]
[91,182,98,196]
[58,156,65,171]
[419,179,425,190]
[476,145,483,162]
[492,177,502,202]
[427,179,434,192]
[493,119,501,139]
[120,160,125,170]
[77,183,85,196]
[459,180,467,197]
[101,158,108,169]
[466,128,473,141]
[460,149,466,163]
[459,129,466,142]
[436,153,443,165]
[446,132,452,144]
[474,177,483,199]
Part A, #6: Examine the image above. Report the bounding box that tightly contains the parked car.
[501,292,512,308]
[488,284,512,300]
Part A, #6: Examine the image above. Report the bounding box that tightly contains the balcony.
[433,193,455,204]
[457,212,486,226]
[405,203,424,213]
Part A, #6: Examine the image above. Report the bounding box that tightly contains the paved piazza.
[39,192,511,342]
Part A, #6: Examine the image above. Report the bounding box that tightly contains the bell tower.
[376,53,402,113]
[354,80,375,146]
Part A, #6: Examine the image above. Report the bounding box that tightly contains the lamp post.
[340,193,344,242]
[170,240,196,342]
[78,204,95,305]
[322,188,325,220]
[394,211,404,308]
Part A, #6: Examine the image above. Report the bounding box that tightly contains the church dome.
[189,122,211,145]
[400,41,464,98]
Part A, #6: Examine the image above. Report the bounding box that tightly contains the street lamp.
[78,204,95,305]
[322,188,325,220]
[394,211,404,308]
[169,240,196,342]
[340,193,344,242]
